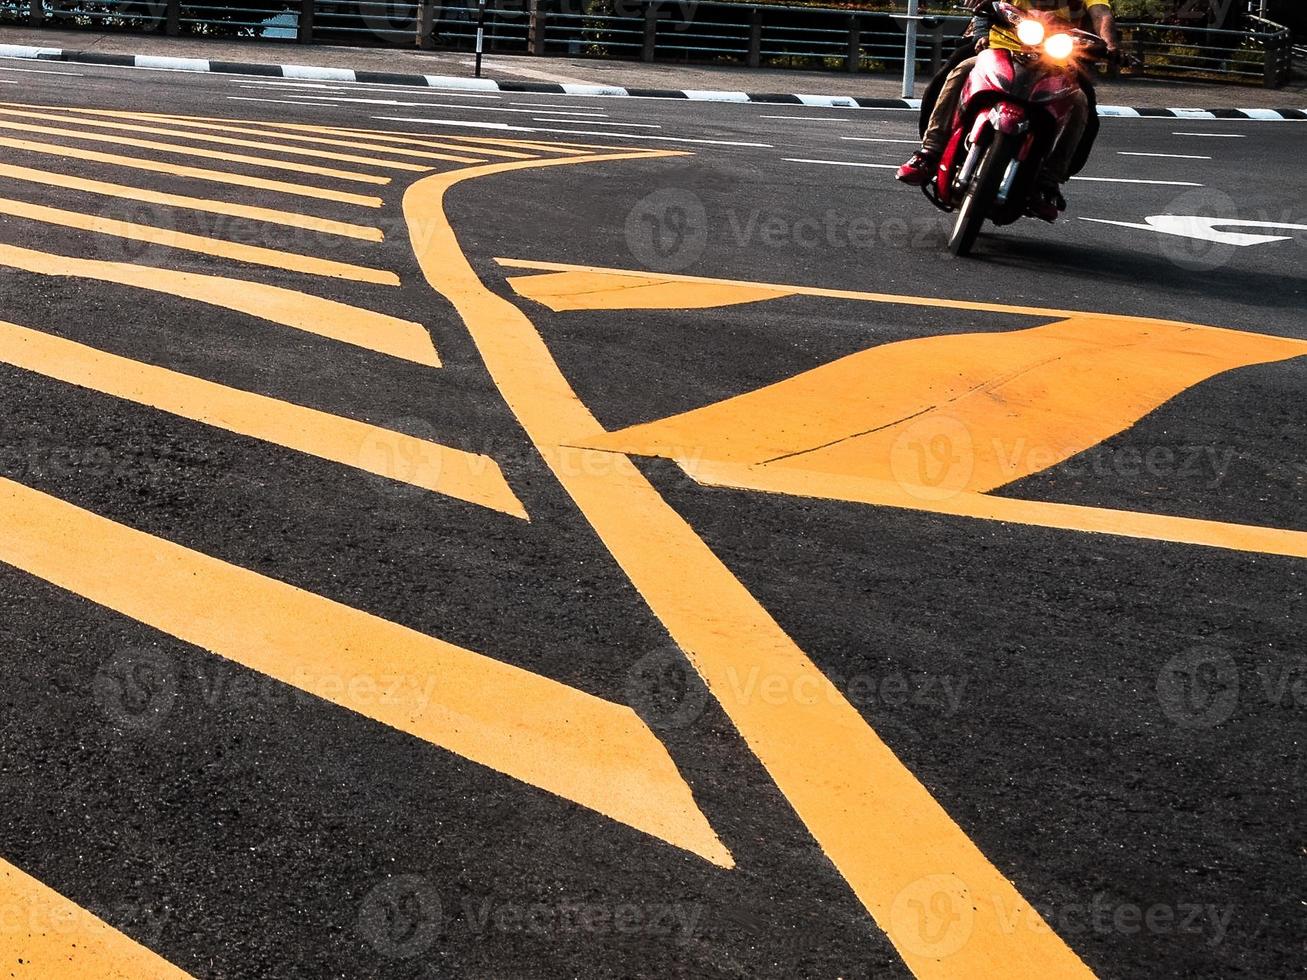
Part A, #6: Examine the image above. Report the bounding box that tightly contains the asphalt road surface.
[0,57,1303,980]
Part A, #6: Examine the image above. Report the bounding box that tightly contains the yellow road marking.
[0,161,382,242]
[89,111,542,161]
[505,259,1307,557]
[509,269,795,312]
[31,107,488,165]
[0,106,440,172]
[235,121,542,159]
[497,257,1099,318]
[0,857,193,979]
[587,316,1307,492]
[0,117,389,184]
[682,458,1307,559]
[0,242,437,366]
[0,134,384,206]
[0,196,398,285]
[0,479,729,865]
[0,319,516,514]
[405,151,1092,979]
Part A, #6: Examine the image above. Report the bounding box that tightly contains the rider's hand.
[974,34,990,52]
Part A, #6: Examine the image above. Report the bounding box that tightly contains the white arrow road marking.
[1081,215,1307,247]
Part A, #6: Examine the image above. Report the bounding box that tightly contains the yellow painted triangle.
[508,269,795,312]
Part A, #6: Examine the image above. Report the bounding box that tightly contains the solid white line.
[373,116,771,147]
[238,78,503,99]
[286,95,607,116]
[760,115,852,122]
[0,65,83,76]
[1118,151,1212,160]
[510,102,604,110]
[227,97,337,107]
[1071,176,1203,186]
[784,158,898,169]
[534,118,661,128]
[1173,132,1247,138]
[841,136,920,144]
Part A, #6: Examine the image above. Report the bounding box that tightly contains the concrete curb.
[3,43,1306,120]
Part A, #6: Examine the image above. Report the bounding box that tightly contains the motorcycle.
[922,1,1111,257]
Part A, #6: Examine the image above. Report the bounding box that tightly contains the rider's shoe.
[1029,181,1067,223]
[895,150,939,186]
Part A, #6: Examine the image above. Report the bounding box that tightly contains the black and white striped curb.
[3,43,1306,120]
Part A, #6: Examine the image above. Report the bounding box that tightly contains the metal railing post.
[28,0,44,28]
[165,0,180,35]
[417,0,436,49]
[297,0,314,43]
[642,2,657,62]
[901,0,919,98]
[747,7,762,69]
[528,0,546,56]
[846,14,860,73]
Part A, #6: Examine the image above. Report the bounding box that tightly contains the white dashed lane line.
[227,97,338,107]
[784,158,899,169]
[533,119,662,128]
[1071,176,1203,186]
[1118,151,1213,160]
[759,115,853,122]
[841,136,920,144]
[1174,132,1248,138]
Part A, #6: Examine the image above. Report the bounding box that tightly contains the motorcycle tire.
[948,131,1017,258]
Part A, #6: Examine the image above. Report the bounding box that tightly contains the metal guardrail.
[0,0,1295,88]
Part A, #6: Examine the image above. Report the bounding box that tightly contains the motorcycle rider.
[896,0,1120,220]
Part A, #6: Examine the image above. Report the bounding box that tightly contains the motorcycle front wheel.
[948,131,1018,258]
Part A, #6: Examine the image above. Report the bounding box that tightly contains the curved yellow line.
[404,151,1094,979]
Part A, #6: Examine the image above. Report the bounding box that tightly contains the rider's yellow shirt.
[990,0,1111,53]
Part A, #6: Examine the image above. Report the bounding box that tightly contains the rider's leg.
[1043,89,1090,185]
[897,56,977,184]
[922,56,978,157]
[1029,89,1089,220]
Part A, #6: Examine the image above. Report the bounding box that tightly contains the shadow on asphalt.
[969,234,1307,314]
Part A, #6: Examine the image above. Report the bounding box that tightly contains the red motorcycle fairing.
[978,102,1028,137]
[958,48,1017,108]
[1030,70,1080,128]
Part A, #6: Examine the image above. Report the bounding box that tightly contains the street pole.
[475,0,488,78]
[901,0,919,99]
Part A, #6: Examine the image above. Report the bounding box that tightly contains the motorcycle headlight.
[1044,33,1076,60]
[1016,18,1046,46]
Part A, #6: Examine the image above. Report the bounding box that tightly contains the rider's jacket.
[989,0,1111,53]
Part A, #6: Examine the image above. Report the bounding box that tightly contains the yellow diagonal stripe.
[0,196,397,285]
[0,857,192,979]
[0,134,383,206]
[235,120,540,160]
[0,243,437,366]
[28,106,488,165]
[0,479,730,866]
[0,117,388,184]
[0,161,381,241]
[0,106,438,172]
[0,320,518,516]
